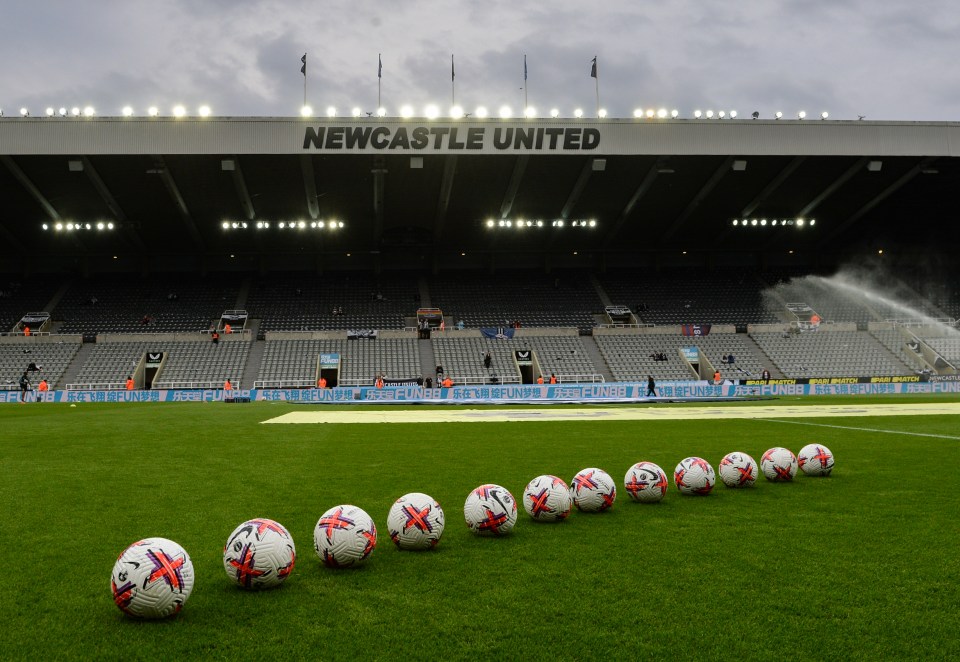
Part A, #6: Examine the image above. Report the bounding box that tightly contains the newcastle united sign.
[303,125,601,152]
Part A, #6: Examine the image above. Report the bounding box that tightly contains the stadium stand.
[427,271,601,332]
[593,334,696,381]
[246,273,420,335]
[599,270,779,325]
[53,276,241,341]
[256,337,421,387]
[869,327,927,371]
[749,330,910,378]
[71,338,250,389]
[0,275,62,333]
[0,337,82,389]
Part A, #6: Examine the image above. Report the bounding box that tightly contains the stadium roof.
[1,117,958,272]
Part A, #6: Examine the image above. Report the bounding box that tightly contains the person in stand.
[727,353,735,364]
[223,323,232,334]
[375,374,385,389]
[646,375,657,397]
[19,371,30,403]
[37,378,49,392]
[483,352,492,370]
[211,329,220,345]
[721,354,729,365]
[23,325,30,337]
[761,368,771,381]
[425,376,433,389]
[436,365,444,379]
[713,369,722,383]
[125,376,135,390]
[536,374,544,384]
[223,378,233,391]
[441,376,453,388]
[317,376,327,388]
[549,373,557,384]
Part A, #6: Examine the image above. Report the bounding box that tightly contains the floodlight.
[633,108,644,118]
[316,221,324,228]
[820,111,829,119]
[300,105,313,117]
[694,110,702,118]
[322,106,334,118]
[549,108,559,118]
[352,107,362,117]
[797,219,805,226]
[499,105,512,118]
[45,107,55,117]
[750,219,758,226]
[399,105,413,118]
[450,105,464,119]
[760,219,767,226]
[147,106,159,117]
[71,107,81,116]
[730,110,737,118]
[524,106,536,118]
[574,108,583,118]
[222,221,230,230]
[83,106,95,117]
[58,108,67,116]
[475,106,488,118]
[809,219,816,226]
[657,108,667,118]
[670,109,679,118]
[96,222,104,230]
[588,219,597,227]
[645,109,654,118]
[42,223,48,230]
[298,221,306,229]
[718,110,726,119]
[705,110,714,119]
[598,108,607,118]
[55,223,63,231]
[337,221,343,228]
[173,105,186,117]
[198,105,211,117]
[20,108,29,116]
[121,106,133,117]
[425,104,439,119]
[107,222,114,229]
[798,111,806,119]
[775,111,783,119]
[733,219,739,226]
[278,221,285,229]
[771,219,778,226]
[486,219,495,228]
[536,220,543,227]
[498,220,505,227]
[376,107,387,117]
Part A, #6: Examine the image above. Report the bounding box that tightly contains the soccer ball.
[718,452,758,488]
[570,468,616,512]
[464,484,518,536]
[223,518,296,589]
[111,537,194,618]
[761,447,798,482]
[522,475,572,522]
[674,457,715,495]
[313,505,377,568]
[387,492,445,550]
[623,462,668,503]
[797,443,834,477]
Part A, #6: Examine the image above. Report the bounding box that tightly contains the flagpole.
[378,53,382,109]
[523,54,528,110]
[593,56,600,117]
[301,53,307,108]
[451,54,455,107]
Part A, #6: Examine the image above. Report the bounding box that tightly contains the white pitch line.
[757,418,960,441]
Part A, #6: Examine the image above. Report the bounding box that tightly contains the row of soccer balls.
[111,443,834,618]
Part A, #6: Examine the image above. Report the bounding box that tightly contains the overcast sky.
[1,0,958,121]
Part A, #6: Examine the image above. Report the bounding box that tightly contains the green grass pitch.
[1,396,959,660]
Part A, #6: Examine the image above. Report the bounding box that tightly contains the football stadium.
[2,112,959,659]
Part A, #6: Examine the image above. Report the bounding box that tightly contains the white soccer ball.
[761,447,798,482]
[313,505,377,568]
[223,518,296,589]
[623,462,669,503]
[797,443,835,477]
[570,468,616,512]
[522,475,572,522]
[464,484,518,536]
[718,452,758,488]
[111,537,194,618]
[387,492,445,550]
[674,457,716,495]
